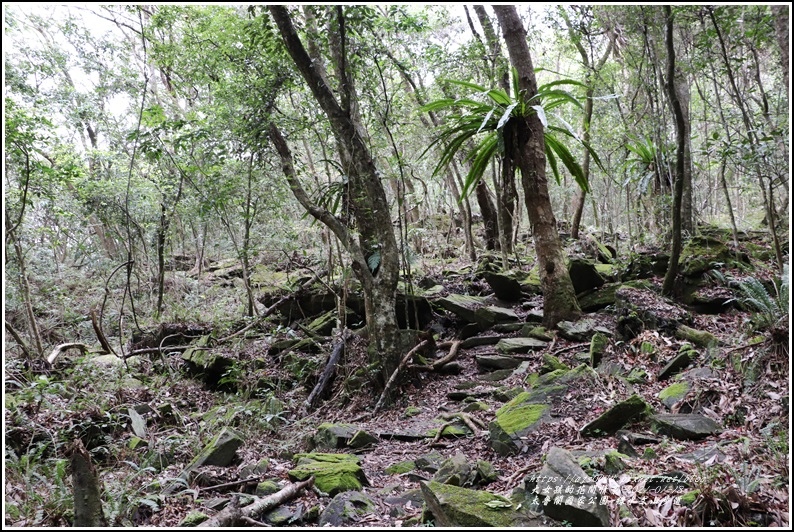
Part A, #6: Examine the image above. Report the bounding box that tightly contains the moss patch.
[385,459,416,475]
[494,394,548,435]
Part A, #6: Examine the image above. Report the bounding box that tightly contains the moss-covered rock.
[489,393,548,455]
[658,381,691,409]
[580,395,651,437]
[289,453,368,496]
[420,481,541,527]
[675,324,719,348]
[385,459,416,475]
[496,337,547,354]
[520,324,554,341]
[179,511,209,527]
[313,423,359,450]
[589,332,609,367]
[651,414,723,440]
[540,354,568,374]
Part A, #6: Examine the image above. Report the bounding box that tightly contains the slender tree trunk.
[5,211,44,357]
[560,7,613,240]
[662,6,686,297]
[269,6,402,387]
[708,6,785,273]
[771,5,789,100]
[493,6,581,327]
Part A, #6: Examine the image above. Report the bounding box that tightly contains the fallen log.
[197,476,314,527]
[304,329,350,412]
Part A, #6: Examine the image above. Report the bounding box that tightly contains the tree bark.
[269,6,402,387]
[492,6,581,327]
[561,7,613,240]
[771,5,789,100]
[70,439,108,528]
[661,6,686,297]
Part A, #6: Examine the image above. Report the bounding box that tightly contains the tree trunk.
[5,210,44,357]
[771,5,789,100]
[676,73,694,235]
[269,6,401,387]
[560,7,613,240]
[493,6,581,327]
[662,6,686,297]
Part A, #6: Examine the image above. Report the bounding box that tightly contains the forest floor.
[3,232,790,528]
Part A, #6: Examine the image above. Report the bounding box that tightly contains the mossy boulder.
[657,344,698,381]
[540,354,568,374]
[420,481,542,527]
[675,324,719,348]
[658,381,691,409]
[313,423,358,449]
[318,491,376,527]
[589,332,609,367]
[568,257,606,294]
[679,236,732,277]
[520,324,554,341]
[385,459,416,475]
[179,511,209,527]
[289,453,368,496]
[557,318,611,341]
[651,414,723,440]
[496,337,547,354]
[489,393,549,455]
[432,453,497,487]
[580,394,651,437]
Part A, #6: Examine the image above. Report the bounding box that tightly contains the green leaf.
[496,103,518,130]
[531,105,548,127]
[487,88,511,106]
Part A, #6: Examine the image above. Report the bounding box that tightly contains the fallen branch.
[46,343,89,366]
[551,342,588,357]
[199,477,260,493]
[197,477,314,528]
[372,339,431,415]
[304,329,350,412]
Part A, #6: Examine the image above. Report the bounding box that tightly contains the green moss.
[642,447,657,460]
[423,481,524,527]
[495,394,548,435]
[658,382,690,401]
[679,490,700,506]
[179,511,209,527]
[640,341,655,354]
[403,406,421,418]
[294,452,360,465]
[256,480,280,496]
[386,460,416,475]
[603,450,629,474]
[427,424,470,438]
[590,332,609,354]
[288,459,365,495]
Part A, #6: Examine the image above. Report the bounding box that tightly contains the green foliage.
[714,266,789,331]
[422,67,603,200]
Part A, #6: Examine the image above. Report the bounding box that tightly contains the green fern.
[733,268,788,330]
